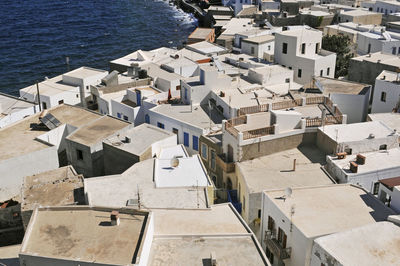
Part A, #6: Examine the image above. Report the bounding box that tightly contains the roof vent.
[110,210,120,226]
[126,198,139,208]
[368,133,375,139]
[350,161,358,173]
[123,136,131,143]
[356,154,366,165]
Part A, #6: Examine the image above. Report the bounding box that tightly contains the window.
[393,47,397,55]
[184,88,188,100]
[210,149,216,170]
[267,216,275,231]
[258,209,261,219]
[251,46,255,55]
[145,114,150,124]
[193,135,199,151]
[289,66,292,70]
[381,91,387,102]
[278,227,287,248]
[184,132,189,147]
[301,43,306,54]
[58,100,64,104]
[379,144,387,150]
[377,7,380,12]
[242,196,245,210]
[373,182,380,195]
[123,115,128,121]
[320,69,323,76]
[344,147,352,155]
[327,67,330,76]
[266,247,274,264]
[268,45,271,50]
[157,122,164,129]
[117,113,121,119]
[367,43,371,54]
[282,43,288,54]
[201,143,208,159]
[76,149,83,160]
[86,85,89,90]
[76,94,79,98]
[298,69,302,78]
[42,102,47,110]
[285,78,290,83]
[398,47,400,54]
[172,128,179,135]
[315,43,319,54]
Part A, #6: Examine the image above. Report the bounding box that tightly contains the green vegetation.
[322,35,353,78]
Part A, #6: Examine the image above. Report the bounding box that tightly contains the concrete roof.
[0,244,20,266]
[151,103,223,130]
[377,69,400,83]
[368,112,400,132]
[189,28,214,39]
[158,144,188,159]
[84,158,209,209]
[238,146,333,194]
[352,52,400,67]
[149,204,269,266]
[318,121,395,143]
[0,104,101,161]
[341,9,380,16]
[21,165,84,213]
[329,148,400,175]
[62,66,107,79]
[314,222,400,265]
[264,184,395,238]
[154,155,210,188]
[277,28,322,38]
[109,47,177,67]
[221,18,255,36]
[20,206,149,265]
[186,41,227,55]
[142,62,182,82]
[103,124,175,156]
[242,34,275,44]
[20,75,78,97]
[0,93,35,116]
[67,115,131,146]
[313,77,369,95]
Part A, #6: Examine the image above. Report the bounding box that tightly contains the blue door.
[136,90,141,106]
[193,136,199,151]
[184,132,189,147]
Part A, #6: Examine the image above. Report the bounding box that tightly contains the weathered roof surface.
[66,115,131,146]
[368,112,400,132]
[21,207,149,265]
[103,124,175,156]
[314,222,400,266]
[264,184,395,238]
[0,93,35,116]
[0,104,101,161]
[238,146,333,193]
[242,34,275,44]
[189,28,214,39]
[62,66,107,79]
[21,165,84,213]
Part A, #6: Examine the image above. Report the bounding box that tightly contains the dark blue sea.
[0,0,197,96]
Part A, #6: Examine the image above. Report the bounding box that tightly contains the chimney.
[350,161,358,173]
[110,210,120,226]
[356,154,366,165]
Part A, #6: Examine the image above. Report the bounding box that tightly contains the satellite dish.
[285,187,292,198]
[170,157,179,168]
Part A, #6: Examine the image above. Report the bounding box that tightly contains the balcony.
[216,153,235,173]
[227,190,242,214]
[265,230,291,260]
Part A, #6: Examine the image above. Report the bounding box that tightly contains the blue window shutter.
[184,132,189,147]
[193,136,199,151]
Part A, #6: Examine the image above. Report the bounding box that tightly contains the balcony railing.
[216,154,235,173]
[265,230,291,260]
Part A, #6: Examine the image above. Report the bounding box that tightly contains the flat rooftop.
[242,34,275,44]
[21,166,84,212]
[341,9,380,16]
[0,244,20,265]
[151,103,223,130]
[67,115,130,146]
[368,112,400,132]
[319,121,395,143]
[189,28,214,39]
[352,52,400,67]
[277,28,322,38]
[63,66,107,79]
[0,104,101,161]
[20,75,78,96]
[104,124,175,156]
[264,184,395,238]
[238,146,333,194]
[186,41,227,55]
[84,158,209,209]
[329,148,400,175]
[0,93,35,116]
[314,222,400,265]
[154,155,210,188]
[158,144,188,159]
[377,69,400,83]
[312,77,369,95]
[21,207,149,265]
[149,204,268,266]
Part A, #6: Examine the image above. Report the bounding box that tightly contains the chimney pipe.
[110,210,120,226]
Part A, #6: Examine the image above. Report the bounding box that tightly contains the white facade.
[222,0,254,15]
[372,70,400,113]
[274,29,336,84]
[248,65,293,86]
[356,32,400,55]
[0,94,38,128]
[378,182,400,213]
[371,0,400,15]
[241,38,275,58]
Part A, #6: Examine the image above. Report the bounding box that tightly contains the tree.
[322,35,353,78]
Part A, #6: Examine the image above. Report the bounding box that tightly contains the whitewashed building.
[241,35,275,59]
[372,70,400,113]
[274,28,336,84]
[0,93,38,128]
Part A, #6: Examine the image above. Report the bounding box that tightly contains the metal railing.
[243,126,275,140]
[265,230,292,260]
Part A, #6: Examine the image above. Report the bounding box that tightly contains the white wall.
[151,134,178,157]
[372,78,400,113]
[0,146,59,201]
[331,91,370,123]
[357,33,400,55]
[248,67,293,86]
[241,41,275,59]
[0,105,38,128]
